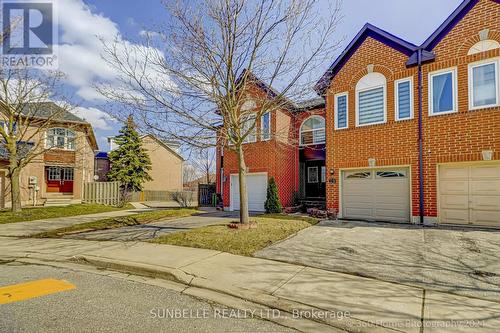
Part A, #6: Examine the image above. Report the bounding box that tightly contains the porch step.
[44,196,74,207]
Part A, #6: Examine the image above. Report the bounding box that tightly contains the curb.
[72,255,397,333]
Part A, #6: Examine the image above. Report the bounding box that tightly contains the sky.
[53,0,463,152]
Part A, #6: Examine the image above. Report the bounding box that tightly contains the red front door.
[46,167,74,193]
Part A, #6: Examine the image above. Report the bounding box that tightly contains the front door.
[46,167,74,193]
[305,161,326,198]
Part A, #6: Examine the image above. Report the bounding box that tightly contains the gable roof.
[16,102,98,150]
[140,134,185,161]
[314,23,418,95]
[22,102,88,123]
[421,0,500,52]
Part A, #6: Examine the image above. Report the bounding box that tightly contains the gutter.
[417,49,425,225]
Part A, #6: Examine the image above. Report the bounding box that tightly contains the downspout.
[417,49,425,225]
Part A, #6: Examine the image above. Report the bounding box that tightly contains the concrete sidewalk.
[0,208,151,237]
[0,237,498,332]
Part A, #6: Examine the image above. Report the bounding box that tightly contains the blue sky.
[58,0,463,152]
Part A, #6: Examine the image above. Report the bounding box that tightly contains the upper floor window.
[334,93,348,129]
[300,116,325,145]
[469,59,499,110]
[241,115,257,143]
[429,68,457,116]
[395,77,413,120]
[0,121,17,135]
[261,112,271,141]
[46,128,76,150]
[355,72,387,126]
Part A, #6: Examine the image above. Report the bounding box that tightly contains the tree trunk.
[236,144,249,224]
[9,167,21,212]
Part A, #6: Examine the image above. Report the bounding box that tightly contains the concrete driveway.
[255,220,500,302]
[65,211,241,242]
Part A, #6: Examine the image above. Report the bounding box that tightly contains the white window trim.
[428,67,458,116]
[45,128,76,151]
[260,112,271,141]
[394,77,414,121]
[299,115,326,146]
[355,85,387,127]
[334,92,349,130]
[242,115,257,144]
[468,58,500,111]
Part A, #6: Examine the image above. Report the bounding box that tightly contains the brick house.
[217,0,500,227]
[0,102,98,207]
[215,75,326,211]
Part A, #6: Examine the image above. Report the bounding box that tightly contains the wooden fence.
[129,190,197,207]
[83,181,121,206]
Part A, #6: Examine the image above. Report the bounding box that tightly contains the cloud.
[55,0,173,102]
[70,106,116,130]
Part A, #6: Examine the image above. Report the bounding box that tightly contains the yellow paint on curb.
[0,279,76,305]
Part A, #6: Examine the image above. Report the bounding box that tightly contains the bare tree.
[98,0,342,223]
[191,147,215,185]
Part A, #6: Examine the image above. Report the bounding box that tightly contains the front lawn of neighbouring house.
[34,208,200,238]
[151,214,319,256]
[0,204,135,225]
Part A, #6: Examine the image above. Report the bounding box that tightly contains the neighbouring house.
[216,0,500,227]
[104,134,184,192]
[0,102,98,207]
[94,151,110,182]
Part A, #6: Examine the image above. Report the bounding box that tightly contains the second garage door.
[230,173,268,212]
[439,163,500,226]
[341,168,410,223]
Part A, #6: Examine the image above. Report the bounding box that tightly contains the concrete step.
[44,197,74,207]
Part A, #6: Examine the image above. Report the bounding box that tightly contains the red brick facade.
[217,0,499,221]
[325,0,500,221]
[216,102,325,209]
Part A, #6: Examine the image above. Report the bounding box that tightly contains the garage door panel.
[440,209,469,225]
[470,180,500,196]
[375,208,409,220]
[440,180,468,195]
[344,207,374,219]
[343,195,372,206]
[470,165,500,179]
[440,194,468,209]
[471,196,500,210]
[471,210,500,226]
[440,167,468,180]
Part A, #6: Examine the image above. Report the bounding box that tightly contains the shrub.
[265,177,282,213]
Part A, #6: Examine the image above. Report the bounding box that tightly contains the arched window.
[46,128,76,150]
[300,116,325,145]
[356,72,387,126]
[468,40,500,55]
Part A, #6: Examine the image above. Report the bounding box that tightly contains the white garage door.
[439,163,500,226]
[230,173,267,212]
[342,168,410,223]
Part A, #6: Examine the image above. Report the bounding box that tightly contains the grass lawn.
[151,214,319,256]
[35,208,200,238]
[0,203,135,225]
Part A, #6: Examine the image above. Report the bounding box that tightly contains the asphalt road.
[0,262,295,333]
